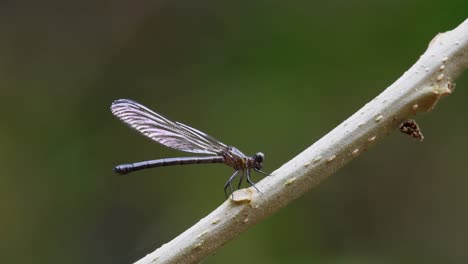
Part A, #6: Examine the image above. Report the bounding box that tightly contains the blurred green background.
[2,1,467,263]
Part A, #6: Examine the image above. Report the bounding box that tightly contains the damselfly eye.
[255,152,264,163]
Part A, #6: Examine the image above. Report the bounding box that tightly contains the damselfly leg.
[224,170,239,198]
[254,168,270,176]
[246,169,262,194]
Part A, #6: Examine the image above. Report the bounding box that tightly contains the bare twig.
[135,19,468,264]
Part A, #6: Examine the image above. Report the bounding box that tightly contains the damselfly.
[111,99,268,197]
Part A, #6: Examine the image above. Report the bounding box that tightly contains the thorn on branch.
[399,119,424,141]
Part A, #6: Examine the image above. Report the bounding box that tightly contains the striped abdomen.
[113,156,225,175]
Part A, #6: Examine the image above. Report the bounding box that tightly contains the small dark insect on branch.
[399,119,424,141]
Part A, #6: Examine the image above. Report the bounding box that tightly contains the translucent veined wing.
[110,99,228,155]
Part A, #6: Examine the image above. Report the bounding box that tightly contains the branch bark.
[135,19,468,264]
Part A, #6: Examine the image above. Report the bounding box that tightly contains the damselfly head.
[254,152,264,170]
[254,152,264,162]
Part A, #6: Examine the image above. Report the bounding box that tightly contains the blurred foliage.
[1,0,467,263]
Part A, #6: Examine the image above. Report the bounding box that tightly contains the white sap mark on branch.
[436,74,444,81]
[284,177,296,186]
[312,156,322,163]
[232,189,252,203]
[197,230,209,238]
[375,114,383,122]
